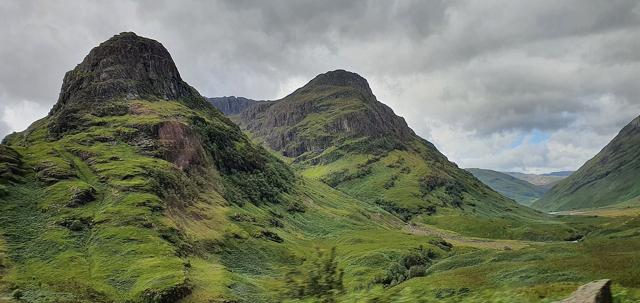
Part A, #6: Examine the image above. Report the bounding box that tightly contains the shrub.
[284,247,344,302]
[374,246,438,287]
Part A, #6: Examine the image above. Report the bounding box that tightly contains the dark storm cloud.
[1,0,639,172]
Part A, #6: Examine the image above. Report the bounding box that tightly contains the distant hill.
[542,171,573,177]
[504,171,570,189]
[207,96,261,115]
[534,115,640,211]
[466,168,546,206]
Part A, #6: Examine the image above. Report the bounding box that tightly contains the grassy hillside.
[466,168,546,206]
[534,116,640,211]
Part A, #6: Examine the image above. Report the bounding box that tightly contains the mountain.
[504,171,569,189]
[207,96,259,115]
[542,171,573,177]
[239,70,415,160]
[534,116,640,211]
[3,32,634,303]
[213,69,568,239]
[466,168,546,205]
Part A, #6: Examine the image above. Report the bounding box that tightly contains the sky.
[1,0,640,174]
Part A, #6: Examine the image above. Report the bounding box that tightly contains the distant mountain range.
[503,171,569,189]
[466,169,547,205]
[534,115,640,211]
[466,169,573,205]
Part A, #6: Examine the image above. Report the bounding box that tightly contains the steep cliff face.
[207,96,260,115]
[48,32,202,136]
[238,70,415,160]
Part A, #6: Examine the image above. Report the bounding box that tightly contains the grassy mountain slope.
[219,70,574,240]
[466,168,546,205]
[534,116,640,211]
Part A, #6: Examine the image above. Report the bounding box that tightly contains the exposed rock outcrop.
[52,32,197,111]
[48,32,203,135]
[236,69,415,159]
[559,280,612,303]
[208,96,261,115]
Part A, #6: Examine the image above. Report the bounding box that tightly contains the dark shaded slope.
[534,116,640,211]
[207,96,261,115]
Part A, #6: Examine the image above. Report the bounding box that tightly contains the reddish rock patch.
[157,121,204,170]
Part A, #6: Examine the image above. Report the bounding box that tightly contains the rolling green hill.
[534,115,640,211]
[466,168,546,205]
[1,32,639,303]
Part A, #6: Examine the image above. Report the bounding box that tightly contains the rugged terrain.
[207,96,259,116]
[0,32,638,303]
[466,168,547,205]
[534,116,640,211]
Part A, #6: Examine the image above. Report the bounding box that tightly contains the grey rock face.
[53,32,196,112]
[299,69,376,101]
[237,69,415,159]
[558,280,612,303]
[48,32,202,135]
[208,96,261,115]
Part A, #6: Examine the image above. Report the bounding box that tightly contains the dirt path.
[404,223,537,250]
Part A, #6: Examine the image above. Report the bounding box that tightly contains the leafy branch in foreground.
[283,247,344,303]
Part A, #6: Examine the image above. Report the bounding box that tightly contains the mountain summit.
[49,32,199,135]
[53,32,195,110]
[238,69,414,159]
[296,69,376,101]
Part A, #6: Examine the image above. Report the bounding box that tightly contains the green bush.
[374,246,438,287]
[284,247,344,302]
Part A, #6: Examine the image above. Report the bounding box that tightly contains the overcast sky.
[1,0,640,173]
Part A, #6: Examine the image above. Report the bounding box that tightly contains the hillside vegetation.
[466,168,546,205]
[534,116,640,211]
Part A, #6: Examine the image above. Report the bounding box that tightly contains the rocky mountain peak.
[50,32,197,114]
[296,69,375,101]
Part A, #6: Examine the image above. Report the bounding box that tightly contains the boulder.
[559,279,612,303]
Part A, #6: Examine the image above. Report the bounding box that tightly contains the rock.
[559,279,612,303]
[53,32,197,109]
[48,32,202,135]
[208,96,261,115]
[236,69,416,159]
